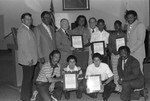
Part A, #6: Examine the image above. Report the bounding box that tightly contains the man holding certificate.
[62,55,84,99]
[56,18,75,74]
[108,20,127,92]
[85,53,115,101]
[90,19,110,64]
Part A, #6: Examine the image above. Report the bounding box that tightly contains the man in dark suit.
[117,46,144,101]
[34,11,56,64]
[55,18,75,72]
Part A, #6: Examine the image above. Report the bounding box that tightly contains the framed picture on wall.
[63,0,90,10]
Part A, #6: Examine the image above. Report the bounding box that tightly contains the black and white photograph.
[0,0,149,101]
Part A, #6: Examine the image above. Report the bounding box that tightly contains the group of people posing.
[17,10,146,101]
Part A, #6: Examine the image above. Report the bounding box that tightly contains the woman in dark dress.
[71,15,91,76]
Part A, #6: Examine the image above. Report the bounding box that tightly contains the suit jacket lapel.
[128,20,140,35]
[49,26,54,38]
[40,24,52,40]
[123,56,131,72]
[60,29,70,42]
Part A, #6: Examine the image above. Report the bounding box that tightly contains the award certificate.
[116,38,125,51]
[71,35,83,49]
[92,41,105,55]
[86,75,102,93]
[63,73,78,90]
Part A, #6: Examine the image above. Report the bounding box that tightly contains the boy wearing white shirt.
[85,53,115,101]
[90,19,110,64]
[90,19,109,47]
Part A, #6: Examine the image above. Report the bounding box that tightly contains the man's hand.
[102,83,106,87]
[70,47,75,51]
[55,77,63,82]
[118,78,123,85]
[29,59,33,66]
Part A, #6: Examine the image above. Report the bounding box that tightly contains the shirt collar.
[22,23,30,29]
[61,28,65,33]
[122,58,128,63]
[98,29,105,33]
[66,65,78,72]
[42,22,49,28]
[129,20,138,28]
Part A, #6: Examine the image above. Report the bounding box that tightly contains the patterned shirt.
[63,65,83,79]
[36,62,60,82]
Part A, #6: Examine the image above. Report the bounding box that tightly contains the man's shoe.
[30,90,38,101]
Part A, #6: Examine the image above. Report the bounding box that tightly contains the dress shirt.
[90,27,98,33]
[42,22,52,39]
[90,30,109,47]
[122,59,127,71]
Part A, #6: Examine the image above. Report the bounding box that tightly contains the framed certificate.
[92,41,105,55]
[63,73,78,90]
[71,35,83,49]
[86,75,102,93]
[116,38,125,51]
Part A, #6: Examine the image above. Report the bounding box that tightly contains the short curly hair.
[66,55,77,63]
[49,50,61,62]
[125,10,138,20]
[92,53,103,60]
[118,46,130,55]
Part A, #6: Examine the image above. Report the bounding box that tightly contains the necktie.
[122,60,125,71]
[65,31,70,40]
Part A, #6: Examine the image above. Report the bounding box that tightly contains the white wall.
[126,0,149,29]
[0,0,149,49]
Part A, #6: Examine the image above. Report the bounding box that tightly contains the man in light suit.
[88,17,98,64]
[55,18,75,73]
[117,46,144,101]
[125,10,146,73]
[34,11,56,64]
[17,13,38,101]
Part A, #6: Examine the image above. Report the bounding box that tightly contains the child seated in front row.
[62,55,84,100]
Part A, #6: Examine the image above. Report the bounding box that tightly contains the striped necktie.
[65,31,70,40]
